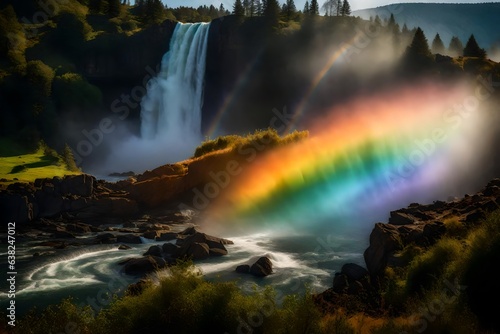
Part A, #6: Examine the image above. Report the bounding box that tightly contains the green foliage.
[193,129,308,158]
[63,144,80,171]
[406,27,432,58]
[15,299,95,334]
[13,262,339,334]
[448,36,464,57]
[405,237,462,294]
[0,5,27,68]
[431,33,445,54]
[459,210,500,331]
[233,0,245,16]
[52,73,103,109]
[463,34,487,59]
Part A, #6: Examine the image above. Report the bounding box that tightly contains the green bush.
[13,262,336,334]
[193,128,308,158]
[405,237,463,295]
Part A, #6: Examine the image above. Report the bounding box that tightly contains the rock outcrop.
[364,178,500,277]
[0,174,139,224]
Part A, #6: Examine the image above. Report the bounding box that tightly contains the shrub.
[405,237,463,295]
[193,128,308,158]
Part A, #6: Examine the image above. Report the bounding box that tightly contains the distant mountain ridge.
[353,3,500,49]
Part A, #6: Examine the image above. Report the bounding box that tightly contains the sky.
[158,0,500,11]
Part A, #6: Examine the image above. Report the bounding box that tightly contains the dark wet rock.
[236,264,250,274]
[121,256,166,275]
[123,221,137,228]
[96,233,116,243]
[364,223,402,276]
[184,242,210,260]
[126,279,149,296]
[341,263,369,281]
[389,211,416,225]
[250,257,273,277]
[143,245,162,257]
[118,244,132,250]
[162,243,180,257]
[157,232,178,241]
[66,223,92,233]
[117,234,142,244]
[209,248,228,256]
[53,230,76,239]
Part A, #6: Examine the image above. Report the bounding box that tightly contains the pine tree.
[341,0,351,16]
[335,0,342,16]
[448,36,463,57]
[233,0,245,16]
[310,0,319,15]
[107,0,121,17]
[283,0,296,21]
[255,0,262,15]
[406,27,431,57]
[463,34,487,58]
[249,0,256,16]
[431,33,445,54]
[303,0,309,14]
[243,0,250,16]
[263,0,280,26]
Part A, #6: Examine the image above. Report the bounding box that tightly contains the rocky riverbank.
[315,178,500,315]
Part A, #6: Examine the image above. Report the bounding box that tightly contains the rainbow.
[205,82,484,232]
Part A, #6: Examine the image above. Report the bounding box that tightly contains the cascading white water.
[141,22,210,141]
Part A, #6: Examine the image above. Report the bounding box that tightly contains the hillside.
[354,3,500,52]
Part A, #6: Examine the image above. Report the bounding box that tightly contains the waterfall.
[141,22,210,141]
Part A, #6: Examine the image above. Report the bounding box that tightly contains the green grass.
[193,128,308,158]
[0,141,80,183]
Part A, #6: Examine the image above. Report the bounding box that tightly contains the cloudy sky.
[159,0,499,11]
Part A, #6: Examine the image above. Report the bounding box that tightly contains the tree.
[335,0,342,15]
[233,0,245,16]
[107,0,121,17]
[341,0,351,16]
[321,0,336,16]
[263,0,280,27]
[303,0,310,14]
[431,33,445,54]
[406,27,431,57]
[448,36,463,57]
[463,34,487,58]
[310,0,319,15]
[255,0,262,15]
[249,0,256,16]
[283,0,297,21]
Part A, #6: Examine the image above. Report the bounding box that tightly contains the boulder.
[157,232,178,241]
[250,257,273,277]
[53,230,76,239]
[422,221,446,244]
[235,264,250,274]
[143,245,162,257]
[364,223,402,276]
[389,211,416,225]
[60,174,94,197]
[96,233,116,243]
[185,242,210,260]
[162,243,180,256]
[332,273,348,292]
[341,263,369,281]
[176,232,231,258]
[126,279,149,296]
[118,244,132,250]
[117,234,142,244]
[66,223,92,233]
[209,248,228,256]
[122,256,166,275]
[143,230,171,240]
